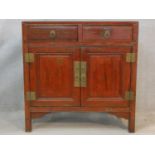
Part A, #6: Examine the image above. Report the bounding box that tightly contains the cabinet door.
[29,47,80,107]
[81,47,131,107]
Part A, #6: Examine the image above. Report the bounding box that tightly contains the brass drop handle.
[102,29,111,39]
[49,30,56,39]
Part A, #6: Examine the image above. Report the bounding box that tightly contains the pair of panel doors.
[29,46,131,107]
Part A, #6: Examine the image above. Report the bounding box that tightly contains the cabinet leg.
[25,118,32,132]
[25,110,32,132]
[128,112,135,133]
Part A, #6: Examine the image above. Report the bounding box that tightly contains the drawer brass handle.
[102,29,111,39]
[49,30,56,39]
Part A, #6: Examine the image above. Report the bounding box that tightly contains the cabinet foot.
[25,119,32,132]
[128,113,135,133]
[128,124,135,132]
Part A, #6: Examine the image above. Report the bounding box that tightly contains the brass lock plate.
[81,61,87,87]
[74,61,87,87]
[74,61,80,87]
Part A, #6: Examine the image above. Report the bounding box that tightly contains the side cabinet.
[22,21,138,132]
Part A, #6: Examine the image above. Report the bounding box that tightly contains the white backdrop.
[0,19,155,112]
[0,20,23,111]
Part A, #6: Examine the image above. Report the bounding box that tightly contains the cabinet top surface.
[22,21,138,25]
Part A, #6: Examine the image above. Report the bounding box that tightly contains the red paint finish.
[22,21,138,132]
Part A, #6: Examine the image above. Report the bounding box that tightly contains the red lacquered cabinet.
[22,21,138,132]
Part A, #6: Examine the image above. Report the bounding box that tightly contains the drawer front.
[27,25,78,41]
[83,25,133,41]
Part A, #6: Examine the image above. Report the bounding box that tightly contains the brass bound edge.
[25,53,34,63]
[26,91,36,101]
[125,91,134,101]
[126,53,136,63]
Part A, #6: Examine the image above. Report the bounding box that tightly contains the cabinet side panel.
[129,23,138,132]
[22,22,32,131]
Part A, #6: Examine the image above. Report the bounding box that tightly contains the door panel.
[38,54,72,97]
[81,47,131,107]
[29,47,80,106]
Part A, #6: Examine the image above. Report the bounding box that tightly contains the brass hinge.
[25,53,34,63]
[26,91,36,101]
[125,91,134,101]
[126,53,136,63]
